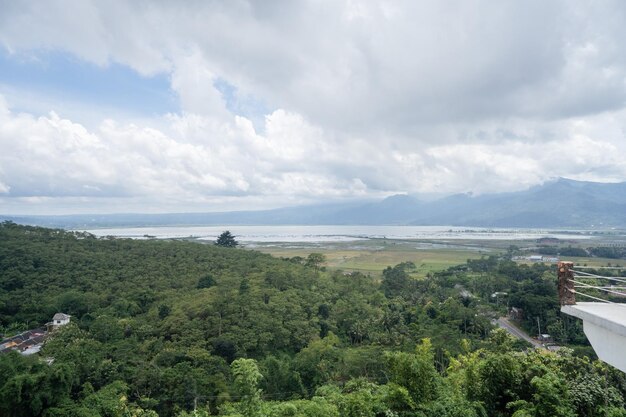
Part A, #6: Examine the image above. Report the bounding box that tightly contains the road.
[495,317,543,348]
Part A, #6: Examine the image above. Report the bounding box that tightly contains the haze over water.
[83,225,595,243]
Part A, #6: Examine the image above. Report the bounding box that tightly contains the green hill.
[1,222,625,417]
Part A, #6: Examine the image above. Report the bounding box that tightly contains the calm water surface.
[83,225,595,243]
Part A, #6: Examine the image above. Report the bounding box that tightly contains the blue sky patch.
[0,49,178,116]
[214,77,271,131]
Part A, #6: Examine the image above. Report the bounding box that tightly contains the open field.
[250,238,499,277]
[257,246,483,277]
[101,224,625,277]
[568,257,625,268]
[249,235,626,277]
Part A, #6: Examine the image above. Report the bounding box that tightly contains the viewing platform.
[561,302,626,372]
[558,262,626,373]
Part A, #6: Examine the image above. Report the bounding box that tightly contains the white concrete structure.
[52,313,71,326]
[561,302,626,373]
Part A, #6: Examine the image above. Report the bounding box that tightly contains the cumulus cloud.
[0,1,626,213]
[0,98,378,211]
[1,95,625,213]
[3,1,626,130]
[170,52,230,118]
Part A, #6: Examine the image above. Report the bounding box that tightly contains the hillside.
[3,178,626,228]
[1,222,626,417]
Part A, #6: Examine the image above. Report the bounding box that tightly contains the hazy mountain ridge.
[3,178,626,228]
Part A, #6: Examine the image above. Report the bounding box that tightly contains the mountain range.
[3,178,626,229]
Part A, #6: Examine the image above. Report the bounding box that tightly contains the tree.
[384,339,439,404]
[478,352,522,415]
[215,231,238,248]
[305,253,326,270]
[381,262,414,298]
[230,358,263,417]
[197,274,217,289]
[507,372,576,417]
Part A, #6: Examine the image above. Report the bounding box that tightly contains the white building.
[52,313,71,326]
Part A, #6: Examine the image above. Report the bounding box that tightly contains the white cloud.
[1,1,626,213]
[170,52,229,117]
[3,1,626,129]
[0,97,380,212]
[1,95,625,213]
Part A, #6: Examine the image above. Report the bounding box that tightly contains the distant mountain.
[3,178,626,228]
[411,178,626,227]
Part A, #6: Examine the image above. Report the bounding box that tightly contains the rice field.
[250,235,625,277]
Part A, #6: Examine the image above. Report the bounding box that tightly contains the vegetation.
[588,246,626,260]
[262,243,485,277]
[1,222,625,417]
[215,231,238,248]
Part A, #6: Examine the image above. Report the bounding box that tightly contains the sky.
[1,1,626,215]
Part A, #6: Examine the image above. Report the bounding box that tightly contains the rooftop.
[561,302,626,373]
[561,303,626,337]
[52,313,71,321]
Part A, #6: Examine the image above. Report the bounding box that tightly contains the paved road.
[495,317,543,348]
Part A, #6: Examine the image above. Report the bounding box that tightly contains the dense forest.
[1,222,625,417]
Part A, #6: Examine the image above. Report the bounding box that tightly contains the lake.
[83,225,595,243]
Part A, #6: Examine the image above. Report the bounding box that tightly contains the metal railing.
[558,261,626,305]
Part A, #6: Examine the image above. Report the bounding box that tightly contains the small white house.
[48,313,71,330]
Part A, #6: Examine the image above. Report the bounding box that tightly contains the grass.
[247,234,626,277]
[327,248,480,277]
[566,257,625,268]
[251,239,488,277]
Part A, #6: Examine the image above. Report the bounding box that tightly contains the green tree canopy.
[215,231,238,248]
[1,223,624,417]
[197,274,217,289]
[304,253,326,270]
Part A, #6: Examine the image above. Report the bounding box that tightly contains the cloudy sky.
[1,1,626,214]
